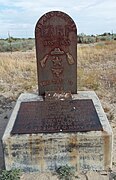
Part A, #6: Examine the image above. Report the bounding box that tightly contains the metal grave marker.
[11,99,103,134]
[35,11,77,95]
[11,11,103,134]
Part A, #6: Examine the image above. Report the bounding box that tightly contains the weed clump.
[56,165,78,180]
[0,169,21,180]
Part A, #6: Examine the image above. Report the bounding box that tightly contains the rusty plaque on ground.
[11,100,103,134]
[35,11,77,95]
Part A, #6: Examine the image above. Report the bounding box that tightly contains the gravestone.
[2,11,112,173]
[35,11,77,95]
[10,12,102,135]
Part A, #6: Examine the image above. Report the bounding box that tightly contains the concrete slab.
[2,91,113,172]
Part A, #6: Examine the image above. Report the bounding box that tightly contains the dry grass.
[0,41,115,117]
[77,42,116,130]
[0,51,37,98]
[77,41,116,91]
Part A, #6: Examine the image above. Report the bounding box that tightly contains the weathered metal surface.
[11,99,103,134]
[35,11,77,95]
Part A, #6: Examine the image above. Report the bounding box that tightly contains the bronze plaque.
[35,11,77,95]
[11,100,103,134]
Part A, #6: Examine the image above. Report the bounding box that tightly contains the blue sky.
[0,0,116,38]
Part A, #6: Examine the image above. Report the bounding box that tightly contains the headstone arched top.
[35,11,77,95]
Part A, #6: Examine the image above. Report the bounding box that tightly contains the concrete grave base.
[2,91,113,172]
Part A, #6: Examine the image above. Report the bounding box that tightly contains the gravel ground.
[20,171,111,180]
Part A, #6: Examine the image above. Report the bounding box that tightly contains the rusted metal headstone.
[11,11,103,135]
[35,11,77,95]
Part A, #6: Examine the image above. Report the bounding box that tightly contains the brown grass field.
[0,41,115,135]
[0,41,116,179]
[0,41,115,114]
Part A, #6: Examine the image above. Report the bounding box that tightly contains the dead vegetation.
[0,51,37,98]
[0,42,115,114]
[77,41,116,123]
[0,41,115,127]
[0,41,116,114]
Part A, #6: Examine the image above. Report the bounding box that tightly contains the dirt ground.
[20,171,110,180]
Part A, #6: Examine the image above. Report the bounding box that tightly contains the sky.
[0,0,116,38]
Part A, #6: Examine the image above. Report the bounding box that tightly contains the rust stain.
[37,137,46,171]
[35,138,41,166]
[7,138,13,166]
[68,135,78,168]
[29,134,33,160]
[103,131,112,170]
[32,137,49,170]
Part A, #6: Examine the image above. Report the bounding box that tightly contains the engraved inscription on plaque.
[11,100,103,134]
[35,11,77,95]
